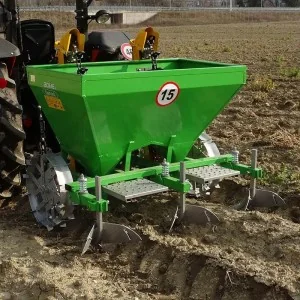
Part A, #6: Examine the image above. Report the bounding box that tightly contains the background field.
[21,10,300,30]
[1,12,300,300]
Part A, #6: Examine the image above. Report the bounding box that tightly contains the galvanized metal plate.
[186,165,240,184]
[103,179,169,202]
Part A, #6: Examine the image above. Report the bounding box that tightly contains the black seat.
[20,19,55,65]
[85,31,131,61]
[86,31,131,53]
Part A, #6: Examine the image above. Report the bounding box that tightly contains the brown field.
[1,12,300,300]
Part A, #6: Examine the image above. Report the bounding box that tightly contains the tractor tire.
[0,63,25,198]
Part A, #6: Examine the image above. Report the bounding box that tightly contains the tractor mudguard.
[0,38,20,58]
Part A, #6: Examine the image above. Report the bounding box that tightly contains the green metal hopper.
[25,58,285,250]
[26,58,246,177]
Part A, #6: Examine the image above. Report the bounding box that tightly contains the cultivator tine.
[170,162,220,231]
[250,149,258,200]
[234,150,285,211]
[233,149,257,211]
[81,176,142,255]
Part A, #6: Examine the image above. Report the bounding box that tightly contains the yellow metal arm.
[55,28,85,64]
[130,27,159,60]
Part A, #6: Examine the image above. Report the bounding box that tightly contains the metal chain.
[38,106,47,155]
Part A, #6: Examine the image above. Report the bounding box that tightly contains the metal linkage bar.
[221,161,262,178]
[67,153,264,213]
[67,154,236,192]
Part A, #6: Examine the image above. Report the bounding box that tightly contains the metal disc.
[81,222,142,255]
[187,131,221,196]
[250,189,285,209]
[198,131,221,158]
[25,151,74,230]
[183,204,220,225]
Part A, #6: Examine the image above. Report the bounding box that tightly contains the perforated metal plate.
[186,165,240,184]
[103,179,169,202]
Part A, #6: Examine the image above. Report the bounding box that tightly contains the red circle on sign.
[120,43,132,60]
[156,81,180,107]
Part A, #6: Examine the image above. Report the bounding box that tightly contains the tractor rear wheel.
[0,63,25,198]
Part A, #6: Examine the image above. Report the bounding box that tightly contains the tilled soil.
[1,19,300,300]
[0,190,299,300]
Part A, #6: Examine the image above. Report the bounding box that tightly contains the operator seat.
[20,19,56,65]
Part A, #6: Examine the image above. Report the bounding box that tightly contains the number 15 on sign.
[156,82,180,107]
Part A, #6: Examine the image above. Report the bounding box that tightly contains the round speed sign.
[156,82,180,107]
[120,43,132,60]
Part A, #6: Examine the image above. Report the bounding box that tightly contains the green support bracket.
[125,141,135,172]
[69,191,109,212]
[65,154,264,214]
[67,154,234,192]
[166,135,176,162]
[221,162,262,178]
[151,175,191,193]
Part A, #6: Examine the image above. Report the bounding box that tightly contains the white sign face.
[156,82,180,107]
[120,43,133,60]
